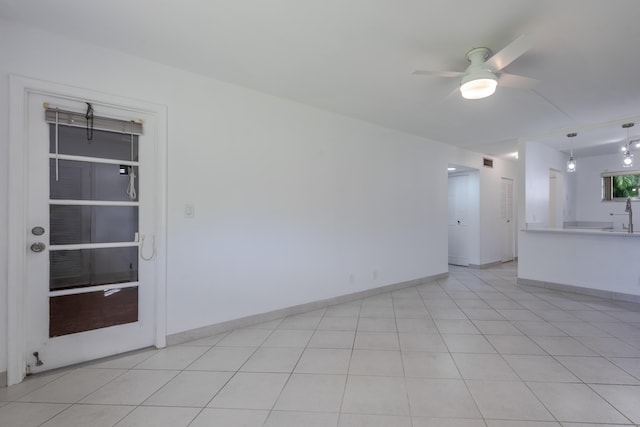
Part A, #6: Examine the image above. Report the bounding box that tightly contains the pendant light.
[622,123,634,168]
[566,132,577,173]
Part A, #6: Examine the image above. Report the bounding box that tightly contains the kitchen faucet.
[609,197,633,233]
[625,197,633,233]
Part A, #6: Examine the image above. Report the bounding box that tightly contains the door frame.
[448,166,480,267]
[7,75,168,385]
[501,177,515,263]
[447,172,470,266]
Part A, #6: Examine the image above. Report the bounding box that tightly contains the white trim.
[7,76,29,387]
[154,103,168,350]
[49,154,140,167]
[49,282,139,297]
[600,169,640,177]
[50,242,138,251]
[7,75,168,385]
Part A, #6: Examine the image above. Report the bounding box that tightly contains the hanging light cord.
[127,168,137,199]
[569,133,575,158]
[127,129,137,200]
[54,110,60,181]
[85,103,94,141]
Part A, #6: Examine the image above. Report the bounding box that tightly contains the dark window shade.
[49,125,139,162]
[50,247,138,291]
[49,287,138,337]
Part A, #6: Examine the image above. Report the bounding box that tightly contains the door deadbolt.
[30,242,46,253]
[32,226,45,236]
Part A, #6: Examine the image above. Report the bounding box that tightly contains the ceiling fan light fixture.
[460,72,498,100]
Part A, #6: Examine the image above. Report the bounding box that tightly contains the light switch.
[184,203,194,218]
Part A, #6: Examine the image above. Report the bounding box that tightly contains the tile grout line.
[418,277,487,424]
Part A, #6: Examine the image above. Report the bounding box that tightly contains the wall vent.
[483,157,494,168]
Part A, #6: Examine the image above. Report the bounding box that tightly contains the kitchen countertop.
[523,228,640,237]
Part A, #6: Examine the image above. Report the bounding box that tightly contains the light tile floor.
[2,262,640,426]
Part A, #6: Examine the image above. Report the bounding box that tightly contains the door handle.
[30,242,46,253]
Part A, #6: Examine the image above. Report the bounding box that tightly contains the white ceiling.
[3,0,640,158]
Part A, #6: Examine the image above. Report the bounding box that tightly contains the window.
[602,171,640,201]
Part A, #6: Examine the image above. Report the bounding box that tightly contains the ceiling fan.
[413,35,537,100]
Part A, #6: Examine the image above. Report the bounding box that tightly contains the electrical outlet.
[373,270,378,280]
[349,274,355,285]
[184,203,195,218]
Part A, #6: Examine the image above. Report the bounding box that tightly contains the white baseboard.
[517,278,640,304]
[167,272,448,346]
[469,260,503,269]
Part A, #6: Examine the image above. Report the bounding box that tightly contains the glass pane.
[50,247,138,291]
[50,124,138,161]
[50,205,138,245]
[613,174,640,198]
[50,159,139,201]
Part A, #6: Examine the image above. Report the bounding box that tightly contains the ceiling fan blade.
[443,85,461,102]
[498,73,538,89]
[413,70,464,78]
[485,34,532,72]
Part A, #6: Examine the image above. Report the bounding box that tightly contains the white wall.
[0,20,457,372]
[468,171,482,264]
[519,231,640,297]
[522,141,575,227]
[449,149,518,265]
[574,152,639,229]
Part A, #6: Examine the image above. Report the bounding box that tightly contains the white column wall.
[520,231,640,297]
[0,20,454,372]
[522,140,574,227]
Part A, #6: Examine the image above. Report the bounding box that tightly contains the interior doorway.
[448,173,469,266]
[448,165,479,267]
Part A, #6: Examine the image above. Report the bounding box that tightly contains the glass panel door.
[48,125,140,336]
[24,92,158,377]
